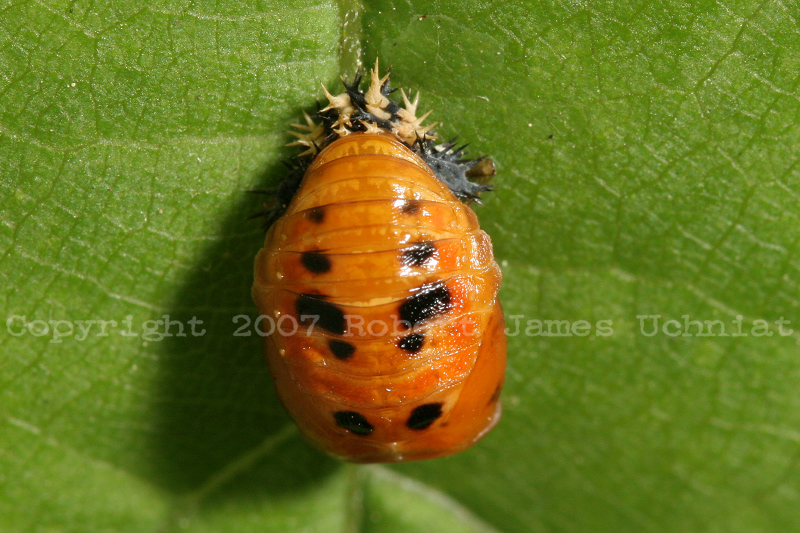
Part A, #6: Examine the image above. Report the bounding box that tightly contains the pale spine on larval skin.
[257,60,495,228]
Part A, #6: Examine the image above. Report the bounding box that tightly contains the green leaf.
[2,0,800,531]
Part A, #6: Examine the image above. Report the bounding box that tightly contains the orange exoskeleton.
[252,60,505,462]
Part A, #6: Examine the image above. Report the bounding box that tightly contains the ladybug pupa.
[252,60,506,463]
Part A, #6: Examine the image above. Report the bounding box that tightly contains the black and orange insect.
[252,60,505,462]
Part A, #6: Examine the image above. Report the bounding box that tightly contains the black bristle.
[344,71,367,110]
[247,208,273,220]
[413,137,494,202]
[380,67,396,95]
[250,159,308,229]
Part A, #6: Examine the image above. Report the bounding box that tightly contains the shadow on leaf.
[147,147,338,501]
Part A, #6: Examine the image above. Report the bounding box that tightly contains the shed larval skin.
[253,133,505,462]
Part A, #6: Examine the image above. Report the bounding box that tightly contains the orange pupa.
[252,60,505,462]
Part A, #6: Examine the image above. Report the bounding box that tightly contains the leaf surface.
[2,0,799,531]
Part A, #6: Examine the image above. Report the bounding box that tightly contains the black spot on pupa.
[334,411,373,435]
[399,282,451,328]
[400,242,435,267]
[397,333,424,353]
[406,403,443,430]
[308,206,325,223]
[301,251,331,274]
[329,340,356,360]
[488,383,503,404]
[296,294,346,335]
[400,199,420,214]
